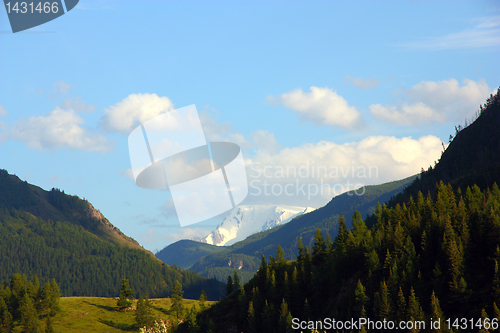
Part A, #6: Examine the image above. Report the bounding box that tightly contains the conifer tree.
[233,269,240,290]
[117,278,134,312]
[226,274,234,296]
[312,229,326,265]
[135,295,155,328]
[247,301,256,333]
[171,280,184,321]
[49,279,60,315]
[278,299,293,333]
[377,280,391,320]
[0,296,13,333]
[199,290,207,310]
[396,287,406,324]
[407,287,424,332]
[430,291,445,333]
[354,280,369,318]
[20,293,41,333]
[276,245,286,264]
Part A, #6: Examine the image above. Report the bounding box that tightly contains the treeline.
[0,273,61,333]
[190,182,500,332]
[0,208,224,300]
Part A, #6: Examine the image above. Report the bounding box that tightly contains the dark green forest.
[189,182,500,332]
[0,273,61,333]
[0,206,223,300]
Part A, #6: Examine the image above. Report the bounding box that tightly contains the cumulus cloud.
[344,75,380,89]
[245,135,443,208]
[269,86,364,129]
[250,130,279,155]
[101,93,175,133]
[370,78,491,126]
[400,15,500,49]
[370,103,445,126]
[5,107,113,152]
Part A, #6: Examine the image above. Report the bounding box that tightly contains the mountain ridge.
[194,205,315,246]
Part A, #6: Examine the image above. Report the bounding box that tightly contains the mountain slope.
[0,170,225,300]
[196,205,315,246]
[0,170,145,252]
[155,240,225,270]
[189,174,416,281]
[388,87,500,207]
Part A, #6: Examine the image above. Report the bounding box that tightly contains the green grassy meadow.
[22,297,213,333]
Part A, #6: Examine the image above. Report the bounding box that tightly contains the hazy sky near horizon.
[1,0,499,252]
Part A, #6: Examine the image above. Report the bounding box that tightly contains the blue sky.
[1,0,499,252]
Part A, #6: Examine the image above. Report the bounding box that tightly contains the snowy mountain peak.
[194,205,315,246]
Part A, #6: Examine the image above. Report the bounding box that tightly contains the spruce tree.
[199,290,207,310]
[278,299,293,333]
[233,269,240,290]
[378,280,391,320]
[226,274,234,296]
[117,278,134,312]
[430,291,446,333]
[171,280,184,321]
[247,301,256,333]
[354,280,369,318]
[20,293,41,333]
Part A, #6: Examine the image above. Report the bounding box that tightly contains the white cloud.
[370,103,445,126]
[101,93,175,133]
[370,78,491,126]
[250,130,279,155]
[245,135,443,208]
[6,107,113,152]
[0,105,8,117]
[400,16,500,49]
[59,97,95,113]
[270,86,363,129]
[344,75,380,89]
[199,109,251,149]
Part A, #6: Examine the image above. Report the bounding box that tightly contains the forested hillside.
[155,240,225,270]
[388,87,500,209]
[192,182,500,332]
[176,89,500,332]
[0,170,225,300]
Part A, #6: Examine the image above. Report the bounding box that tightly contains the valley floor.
[16,297,211,333]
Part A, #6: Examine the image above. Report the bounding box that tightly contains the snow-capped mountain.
[194,205,315,246]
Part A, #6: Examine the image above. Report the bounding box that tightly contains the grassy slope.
[11,297,214,333]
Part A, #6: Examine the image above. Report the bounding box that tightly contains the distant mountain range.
[194,205,315,246]
[157,174,416,283]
